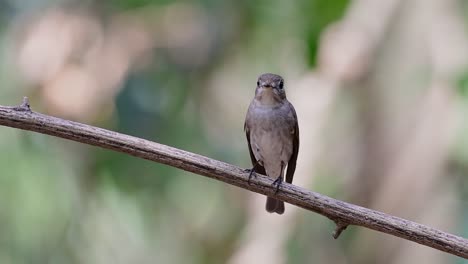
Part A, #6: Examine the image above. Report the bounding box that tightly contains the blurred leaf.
[457,71,468,97]
[302,0,349,67]
[113,0,173,10]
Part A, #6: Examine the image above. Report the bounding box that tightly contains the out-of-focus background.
[0,0,467,263]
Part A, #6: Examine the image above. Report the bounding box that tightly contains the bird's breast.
[247,104,295,172]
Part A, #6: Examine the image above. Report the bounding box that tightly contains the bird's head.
[255,73,286,105]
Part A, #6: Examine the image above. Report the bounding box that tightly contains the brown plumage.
[244,73,299,214]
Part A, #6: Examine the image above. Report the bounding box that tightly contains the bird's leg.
[244,160,260,184]
[272,161,285,194]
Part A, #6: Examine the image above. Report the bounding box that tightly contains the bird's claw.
[244,168,257,184]
[272,176,283,194]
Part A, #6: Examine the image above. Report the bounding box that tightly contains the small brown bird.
[244,73,299,214]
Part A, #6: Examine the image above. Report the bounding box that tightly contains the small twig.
[0,98,467,259]
[332,221,349,239]
[13,97,31,112]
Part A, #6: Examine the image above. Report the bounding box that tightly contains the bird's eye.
[257,81,260,86]
[279,80,284,89]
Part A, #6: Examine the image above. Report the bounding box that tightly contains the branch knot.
[13,97,31,112]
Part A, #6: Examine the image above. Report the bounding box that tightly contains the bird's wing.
[244,121,266,175]
[285,104,299,184]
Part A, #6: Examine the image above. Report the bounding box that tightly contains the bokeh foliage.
[2,0,468,264]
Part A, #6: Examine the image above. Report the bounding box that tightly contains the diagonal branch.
[0,98,467,259]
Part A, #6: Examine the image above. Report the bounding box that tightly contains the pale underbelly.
[251,130,293,177]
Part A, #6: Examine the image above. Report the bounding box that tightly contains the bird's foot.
[244,168,257,184]
[272,176,283,194]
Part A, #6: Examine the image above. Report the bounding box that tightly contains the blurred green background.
[1,0,468,263]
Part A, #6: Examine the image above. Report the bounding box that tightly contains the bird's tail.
[266,197,284,214]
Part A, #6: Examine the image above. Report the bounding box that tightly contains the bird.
[244,73,299,214]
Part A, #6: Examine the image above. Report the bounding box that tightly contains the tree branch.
[0,98,467,259]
